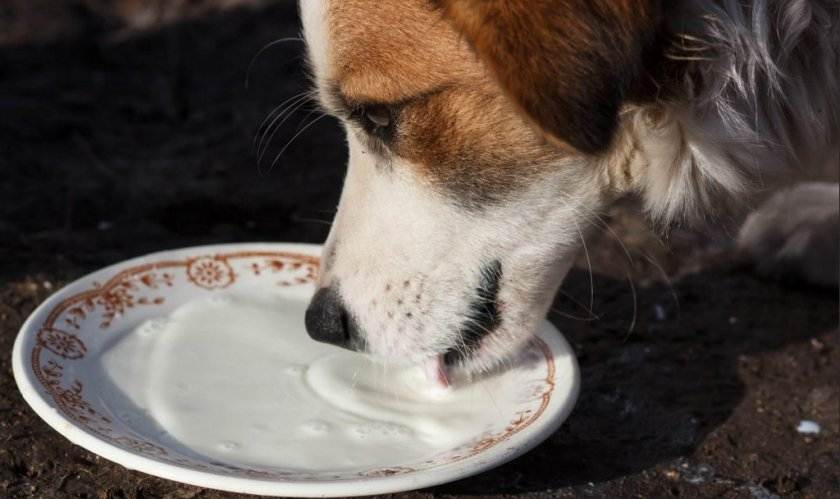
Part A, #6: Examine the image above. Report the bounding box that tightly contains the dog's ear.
[435,0,660,154]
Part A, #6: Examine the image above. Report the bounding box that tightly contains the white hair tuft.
[632,0,839,224]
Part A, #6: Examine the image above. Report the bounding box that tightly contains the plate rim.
[12,242,580,497]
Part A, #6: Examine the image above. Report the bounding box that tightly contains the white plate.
[12,243,579,497]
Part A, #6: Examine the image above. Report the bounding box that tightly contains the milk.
[93,295,510,471]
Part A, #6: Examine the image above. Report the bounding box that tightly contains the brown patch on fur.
[327,0,478,105]
[325,0,565,204]
[434,0,662,154]
[394,83,559,204]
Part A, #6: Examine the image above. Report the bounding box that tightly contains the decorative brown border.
[27,249,555,481]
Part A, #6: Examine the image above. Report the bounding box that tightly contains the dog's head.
[300,0,665,378]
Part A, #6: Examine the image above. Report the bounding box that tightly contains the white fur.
[299,0,331,96]
[631,0,839,224]
[323,132,598,372]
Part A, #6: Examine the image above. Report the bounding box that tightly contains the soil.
[1,2,838,498]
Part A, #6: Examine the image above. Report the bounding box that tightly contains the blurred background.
[1,1,837,497]
[1,0,345,280]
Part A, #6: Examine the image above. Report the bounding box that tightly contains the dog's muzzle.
[304,286,362,350]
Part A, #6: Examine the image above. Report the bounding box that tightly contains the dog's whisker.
[258,95,313,164]
[292,105,324,133]
[293,216,334,227]
[253,91,309,152]
[590,218,640,338]
[536,198,601,321]
[480,382,504,418]
[260,92,314,144]
[573,204,638,274]
[245,36,305,89]
[457,314,494,358]
[256,95,311,164]
[548,305,599,322]
[665,53,718,62]
[639,251,682,316]
[573,219,595,313]
[268,113,329,173]
[480,331,515,376]
[564,202,641,336]
[622,269,638,341]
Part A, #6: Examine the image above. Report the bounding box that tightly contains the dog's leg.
[737,182,839,287]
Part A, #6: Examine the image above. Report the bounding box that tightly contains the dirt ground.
[1,2,838,498]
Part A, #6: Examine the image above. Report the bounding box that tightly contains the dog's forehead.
[314,0,482,102]
[301,0,570,206]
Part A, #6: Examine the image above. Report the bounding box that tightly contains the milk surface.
[93,295,512,471]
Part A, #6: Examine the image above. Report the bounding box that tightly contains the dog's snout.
[305,286,359,349]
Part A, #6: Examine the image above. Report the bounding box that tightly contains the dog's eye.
[352,104,395,142]
[364,105,391,128]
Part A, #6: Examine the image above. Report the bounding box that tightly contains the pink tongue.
[423,354,450,388]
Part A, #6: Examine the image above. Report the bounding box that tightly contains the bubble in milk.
[219,441,240,451]
[351,425,370,439]
[393,425,412,437]
[284,365,305,376]
[350,422,412,440]
[381,422,412,438]
[137,318,169,337]
[301,420,332,435]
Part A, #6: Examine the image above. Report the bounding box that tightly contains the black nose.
[305,287,358,349]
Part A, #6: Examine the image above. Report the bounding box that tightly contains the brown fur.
[323,0,671,203]
[326,0,565,204]
[327,0,477,105]
[396,84,560,205]
[433,0,662,154]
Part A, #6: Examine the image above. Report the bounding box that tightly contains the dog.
[300,0,839,384]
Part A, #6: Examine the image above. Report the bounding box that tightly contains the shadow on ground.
[432,268,838,496]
